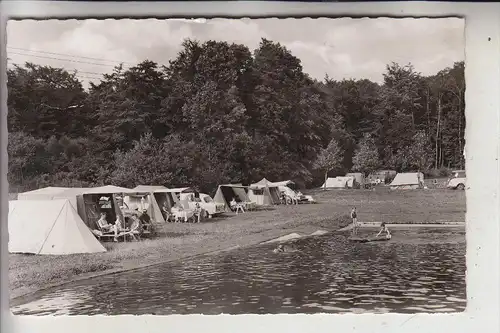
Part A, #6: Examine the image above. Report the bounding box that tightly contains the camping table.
[172,210,195,222]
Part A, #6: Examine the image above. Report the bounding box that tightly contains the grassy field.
[9,188,465,300]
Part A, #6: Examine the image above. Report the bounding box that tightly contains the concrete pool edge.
[9,221,465,306]
[337,222,465,232]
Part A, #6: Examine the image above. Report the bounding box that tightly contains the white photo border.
[1,2,499,333]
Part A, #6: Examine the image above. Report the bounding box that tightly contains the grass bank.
[9,188,465,300]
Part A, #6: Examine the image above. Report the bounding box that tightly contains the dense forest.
[7,38,465,194]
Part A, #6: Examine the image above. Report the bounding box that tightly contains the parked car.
[179,192,225,218]
[447,170,466,190]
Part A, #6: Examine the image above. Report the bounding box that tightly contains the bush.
[425,167,453,178]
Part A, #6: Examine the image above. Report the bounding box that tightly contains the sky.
[7,17,464,87]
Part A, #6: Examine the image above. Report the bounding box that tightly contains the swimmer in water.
[273,244,285,253]
[376,222,391,239]
[273,243,298,253]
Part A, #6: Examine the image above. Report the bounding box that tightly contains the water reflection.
[12,228,466,315]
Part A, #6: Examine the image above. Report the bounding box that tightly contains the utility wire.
[8,63,105,78]
[8,51,132,68]
[7,46,136,66]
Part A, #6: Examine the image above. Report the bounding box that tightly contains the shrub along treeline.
[7,38,465,194]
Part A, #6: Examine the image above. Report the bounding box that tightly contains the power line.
[8,51,132,68]
[7,65,104,82]
[8,62,105,77]
[7,46,136,66]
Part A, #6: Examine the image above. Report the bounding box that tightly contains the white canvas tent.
[321,177,351,189]
[389,172,425,189]
[8,199,106,255]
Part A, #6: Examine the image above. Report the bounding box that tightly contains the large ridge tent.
[214,184,250,211]
[389,172,425,189]
[8,199,106,255]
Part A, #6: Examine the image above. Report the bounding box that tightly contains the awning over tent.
[133,185,168,192]
[82,185,136,194]
[159,187,194,193]
[8,199,106,255]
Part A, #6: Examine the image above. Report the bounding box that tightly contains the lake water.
[11,227,466,315]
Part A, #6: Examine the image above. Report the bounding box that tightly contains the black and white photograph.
[5,17,467,316]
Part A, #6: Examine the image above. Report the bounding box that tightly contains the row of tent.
[214,178,315,208]
[8,178,311,256]
[321,172,425,190]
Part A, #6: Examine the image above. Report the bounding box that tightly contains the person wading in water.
[350,207,359,235]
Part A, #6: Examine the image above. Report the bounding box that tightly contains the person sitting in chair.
[97,212,114,232]
[113,215,128,242]
[161,201,172,222]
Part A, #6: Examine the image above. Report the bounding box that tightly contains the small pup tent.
[8,199,107,255]
[389,172,425,189]
[214,184,250,211]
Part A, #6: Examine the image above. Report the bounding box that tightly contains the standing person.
[194,202,202,223]
[350,207,359,235]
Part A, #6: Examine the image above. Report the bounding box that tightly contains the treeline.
[7,38,465,194]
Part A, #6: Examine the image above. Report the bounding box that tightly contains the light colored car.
[179,192,225,218]
[447,170,466,190]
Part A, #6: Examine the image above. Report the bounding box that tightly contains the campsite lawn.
[9,188,466,301]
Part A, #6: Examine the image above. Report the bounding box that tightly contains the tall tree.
[352,133,380,175]
[314,138,344,190]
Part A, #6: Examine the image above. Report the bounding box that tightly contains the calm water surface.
[12,227,466,315]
